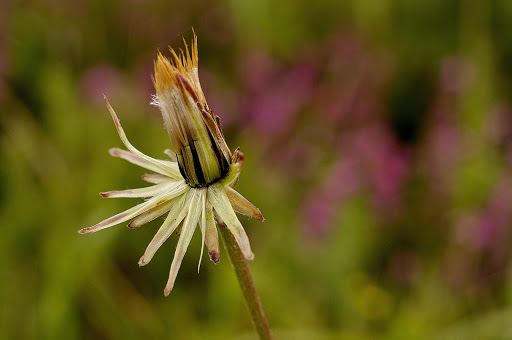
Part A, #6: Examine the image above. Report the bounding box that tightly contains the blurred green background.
[2,0,512,339]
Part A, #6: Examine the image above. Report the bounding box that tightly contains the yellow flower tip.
[153,52,177,96]
[152,34,201,102]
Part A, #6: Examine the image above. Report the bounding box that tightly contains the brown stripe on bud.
[153,33,234,188]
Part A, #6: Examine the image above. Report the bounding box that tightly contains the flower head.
[79,34,263,296]
[153,35,231,188]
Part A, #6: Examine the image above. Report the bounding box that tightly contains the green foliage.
[1,0,512,339]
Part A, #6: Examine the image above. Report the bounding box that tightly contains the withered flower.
[79,34,263,296]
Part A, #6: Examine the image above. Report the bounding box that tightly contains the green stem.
[219,225,273,340]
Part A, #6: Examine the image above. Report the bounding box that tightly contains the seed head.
[153,36,231,187]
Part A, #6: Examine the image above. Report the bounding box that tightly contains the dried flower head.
[79,34,263,296]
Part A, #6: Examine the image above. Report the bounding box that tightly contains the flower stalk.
[219,223,273,340]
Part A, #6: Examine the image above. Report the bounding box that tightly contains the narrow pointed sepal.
[138,192,189,266]
[218,148,244,188]
[104,97,181,179]
[100,182,177,198]
[231,148,244,169]
[78,193,172,234]
[220,162,240,187]
[164,188,205,295]
[197,190,207,273]
[141,174,171,184]
[203,199,220,263]
[208,250,220,264]
[225,186,264,221]
[109,148,180,179]
[127,199,175,229]
[208,183,254,261]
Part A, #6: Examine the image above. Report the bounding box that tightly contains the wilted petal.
[104,96,182,179]
[208,183,254,260]
[203,199,219,263]
[109,148,181,180]
[128,199,175,228]
[101,182,180,198]
[79,193,172,234]
[198,191,207,272]
[141,174,172,184]
[164,188,205,295]
[138,192,190,266]
[225,186,264,221]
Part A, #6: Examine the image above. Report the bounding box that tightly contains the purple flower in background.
[303,158,360,238]
[79,65,122,105]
